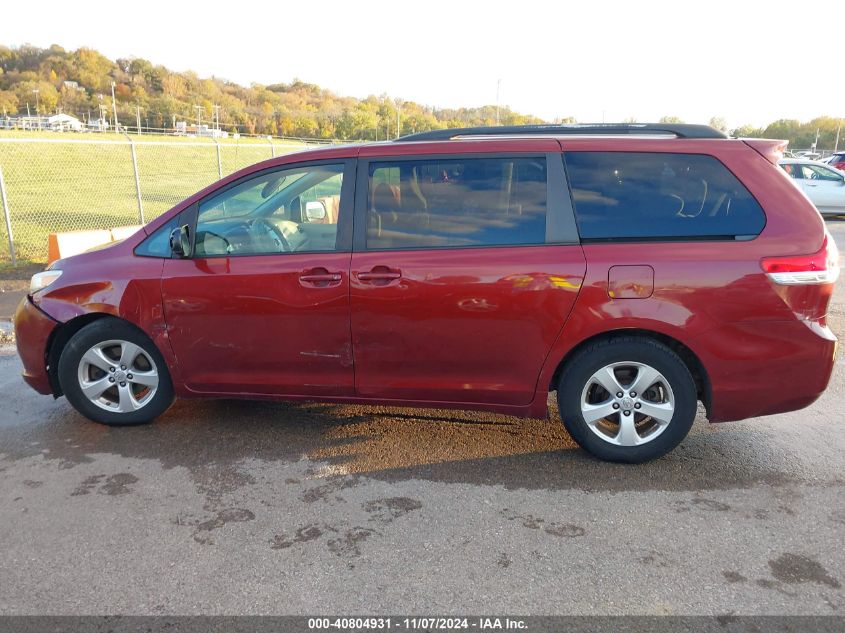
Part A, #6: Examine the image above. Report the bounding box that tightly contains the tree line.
[0,44,841,147]
[0,44,543,139]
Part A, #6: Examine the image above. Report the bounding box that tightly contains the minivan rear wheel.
[557,337,697,463]
[58,319,174,426]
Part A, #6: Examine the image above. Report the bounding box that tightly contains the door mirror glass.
[305,200,327,222]
[170,224,192,258]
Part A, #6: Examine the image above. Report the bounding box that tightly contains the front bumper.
[14,297,58,395]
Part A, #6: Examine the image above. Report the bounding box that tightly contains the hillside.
[0,44,545,139]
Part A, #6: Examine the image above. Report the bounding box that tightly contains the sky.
[1,0,839,129]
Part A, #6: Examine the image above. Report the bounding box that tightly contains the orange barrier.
[47,225,143,264]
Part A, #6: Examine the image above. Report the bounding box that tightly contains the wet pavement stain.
[723,571,747,584]
[690,498,732,512]
[70,475,104,496]
[636,550,672,568]
[496,553,512,568]
[768,553,841,589]
[192,465,256,511]
[362,497,422,523]
[270,524,331,550]
[100,473,138,495]
[544,523,586,538]
[300,476,361,504]
[22,480,42,488]
[186,508,256,545]
[500,509,543,529]
[70,473,138,496]
[499,509,584,538]
[327,527,378,568]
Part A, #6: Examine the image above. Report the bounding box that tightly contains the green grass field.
[0,131,312,264]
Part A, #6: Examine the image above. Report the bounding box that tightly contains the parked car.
[823,152,845,171]
[779,158,845,217]
[14,124,839,463]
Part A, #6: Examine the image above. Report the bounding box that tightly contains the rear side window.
[564,152,766,240]
[366,157,547,250]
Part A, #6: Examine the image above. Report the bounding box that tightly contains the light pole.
[97,94,105,131]
[395,98,402,139]
[194,105,203,134]
[496,79,501,126]
[110,81,118,132]
[32,89,40,129]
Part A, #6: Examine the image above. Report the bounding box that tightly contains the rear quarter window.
[564,152,766,241]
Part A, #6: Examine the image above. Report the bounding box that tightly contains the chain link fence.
[0,137,318,264]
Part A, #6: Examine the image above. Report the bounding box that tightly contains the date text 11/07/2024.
[307,617,528,630]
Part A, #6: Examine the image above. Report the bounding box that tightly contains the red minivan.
[13,124,839,462]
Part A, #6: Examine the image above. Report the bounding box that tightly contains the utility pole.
[496,79,501,126]
[835,122,841,152]
[110,81,118,132]
[136,104,142,135]
[194,105,202,134]
[213,104,221,135]
[32,89,40,129]
[395,98,402,139]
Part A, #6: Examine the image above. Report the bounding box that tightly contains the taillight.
[761,234,840,285]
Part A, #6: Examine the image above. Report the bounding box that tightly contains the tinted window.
[564,152,766,240]
[195,164,344,257]
[366,157,547,250]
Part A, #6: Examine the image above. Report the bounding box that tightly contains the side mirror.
[304,200,327,222]
[169,224,192,258]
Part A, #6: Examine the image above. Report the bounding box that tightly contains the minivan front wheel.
[58,319,174,426]
[557,337,697,463]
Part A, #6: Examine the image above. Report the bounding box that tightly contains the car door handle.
[301,273,342,282]
[299,268,343,287]
[356,267,402,282]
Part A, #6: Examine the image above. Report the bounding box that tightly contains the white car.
[779,159,845,217]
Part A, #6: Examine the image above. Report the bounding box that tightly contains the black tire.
[57,318,174,426]
[557,337,697,463]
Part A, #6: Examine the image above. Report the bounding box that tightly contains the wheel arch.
[547,328,712,413]
[46,313,161,397]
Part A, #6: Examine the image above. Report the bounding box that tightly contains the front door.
[162,159,356,396]
[349,151,586,407]
[797,163,845,212]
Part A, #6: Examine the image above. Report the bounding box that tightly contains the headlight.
[30,270,63,294]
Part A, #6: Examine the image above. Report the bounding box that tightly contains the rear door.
[349,148,586,407]
[161,159,356,396]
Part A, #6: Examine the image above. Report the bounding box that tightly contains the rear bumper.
[13,297,58,395]
[697,318,837,422]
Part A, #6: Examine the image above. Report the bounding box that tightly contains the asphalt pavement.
[0,222,844,616]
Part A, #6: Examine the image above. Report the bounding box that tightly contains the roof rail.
[395,123,727,142]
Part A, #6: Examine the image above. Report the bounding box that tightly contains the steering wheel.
[250,217,291,253]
